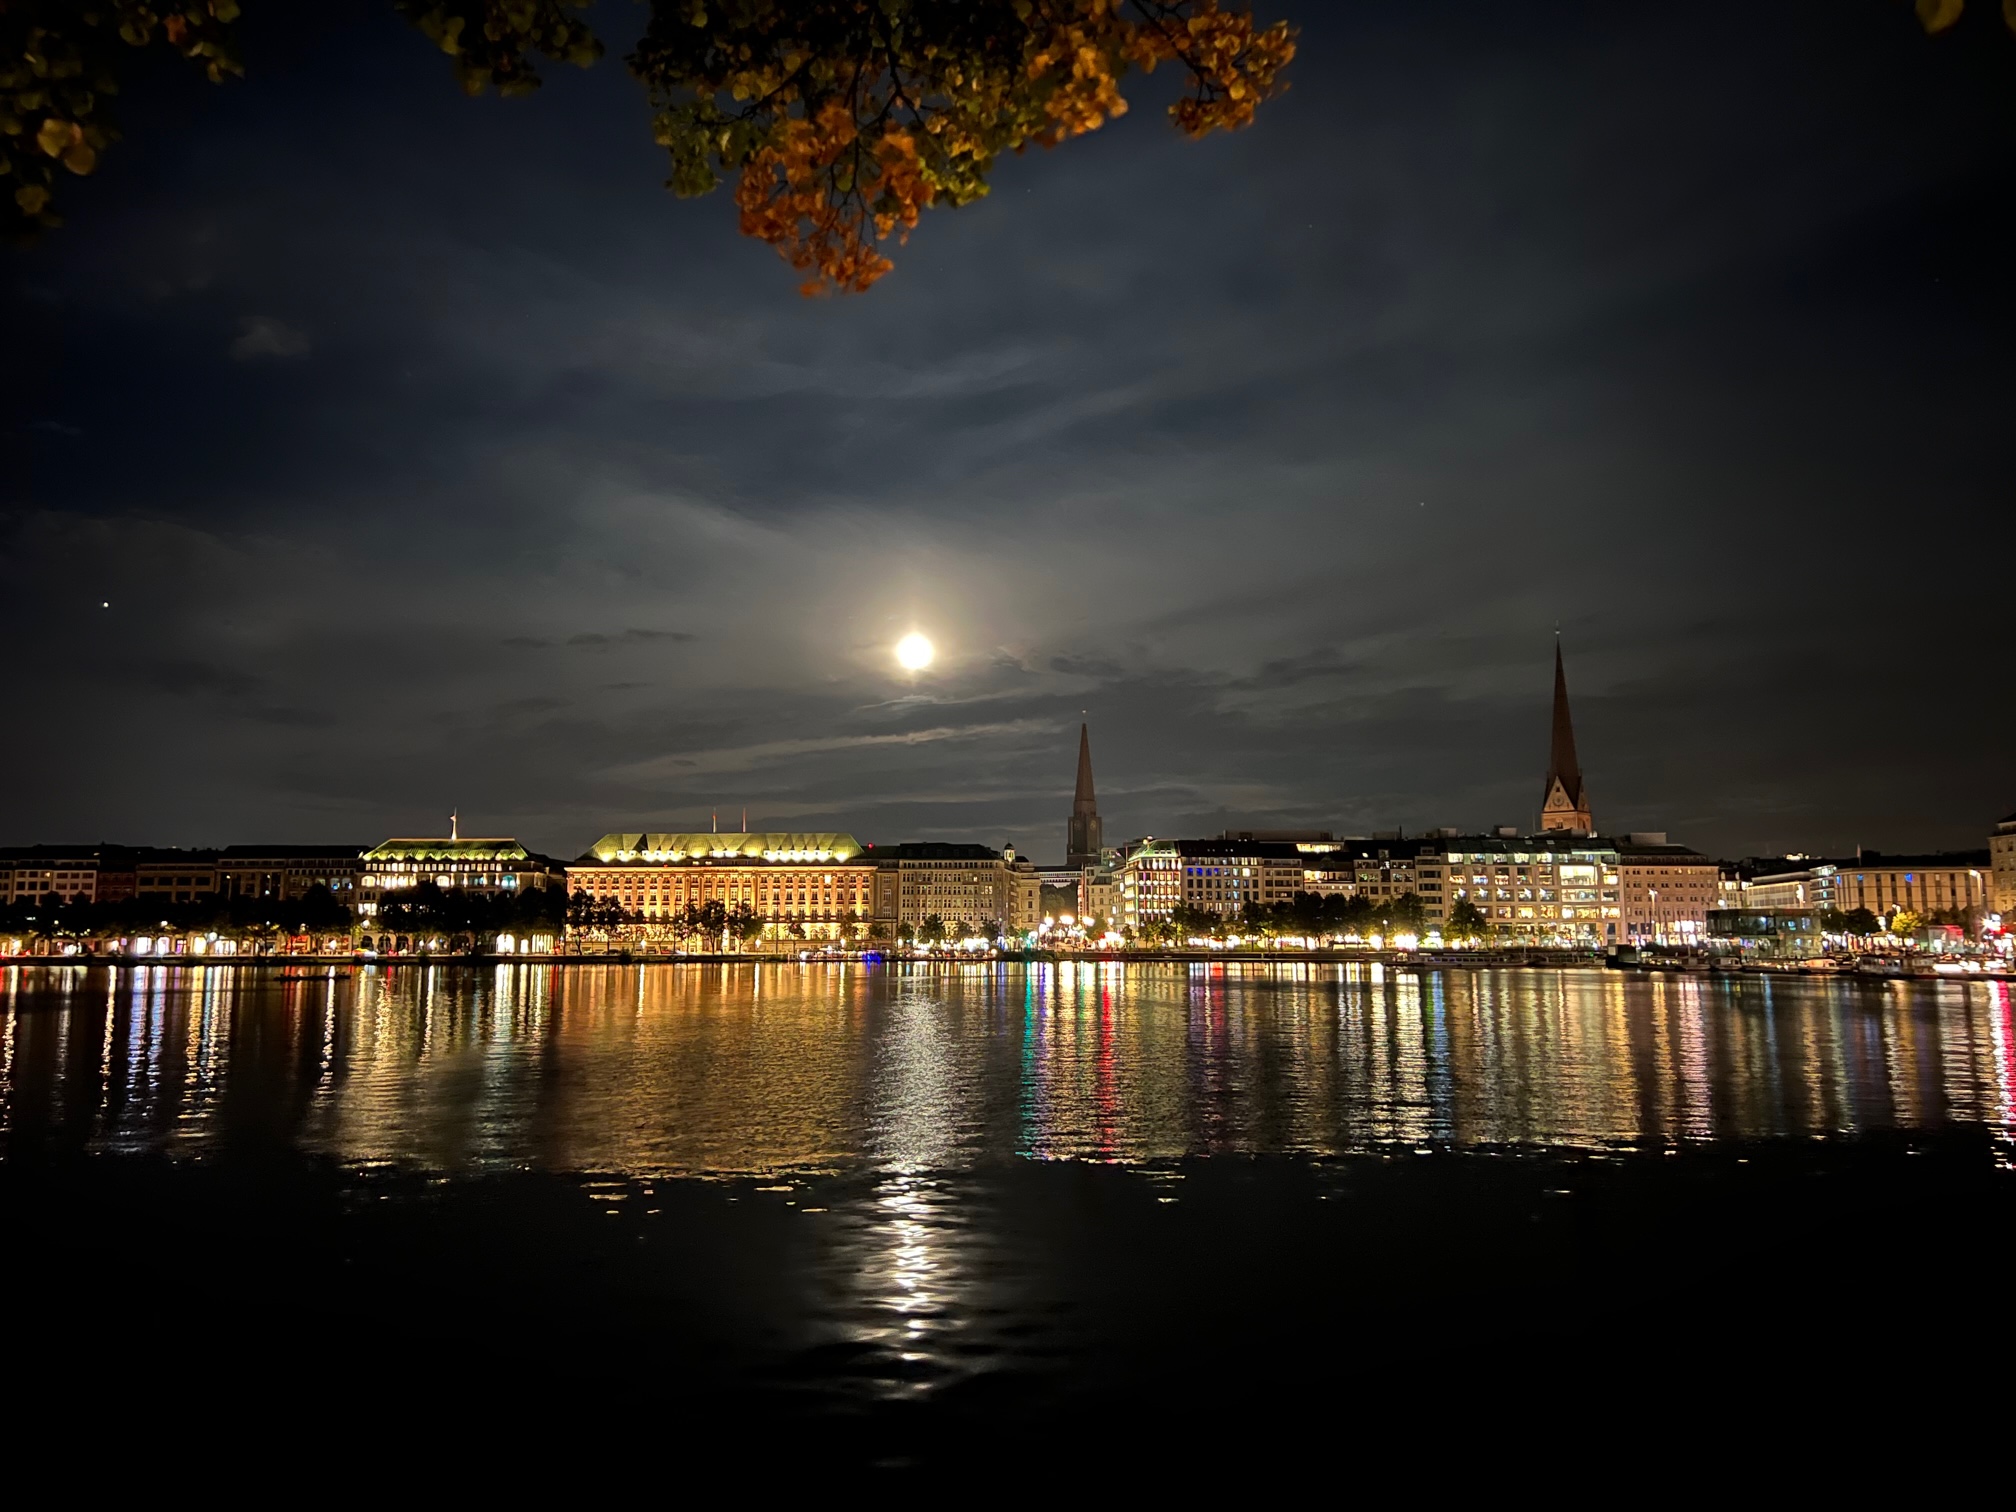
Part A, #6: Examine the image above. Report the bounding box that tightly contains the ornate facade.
[566,832,878,942]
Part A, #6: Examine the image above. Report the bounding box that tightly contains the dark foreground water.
[4,960,2013,1478]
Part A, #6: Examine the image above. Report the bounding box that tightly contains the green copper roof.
[584,832,863,864]
[364,838,533,863]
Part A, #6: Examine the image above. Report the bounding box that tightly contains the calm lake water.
[5,959,2013,1166]
[5,960,2013,1472]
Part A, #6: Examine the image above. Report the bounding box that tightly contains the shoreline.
[3,951,2009,981]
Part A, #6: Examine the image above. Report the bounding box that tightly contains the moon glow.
[895,632,935,671]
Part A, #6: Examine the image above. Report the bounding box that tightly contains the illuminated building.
[1708,909,1822,957]
[567,833,1034,944]
[876,842,1020,936]
[1175,839,1305,916]
[1742,851,1989,922]
[1992,813,2016,917]
[1065,723,1103,870]
[1118,840,1181,929]
[1078,866,1120,928]
[1003,845,1044,934]
[1334,840,1441,907]
[1826,851,1989,920]
[1740,866,1837,912]
[1297,852,1361,898]
[567,832,877,942]
[1539,640,1594,834]
[1615,834,1718,944]
[1440,834,1621,942]
[359,826,562,918]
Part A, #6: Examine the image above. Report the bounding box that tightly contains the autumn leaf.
[634,0,1297,293]
[37,117,80,159]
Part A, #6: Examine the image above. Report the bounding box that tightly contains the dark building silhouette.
[1539,640,1593,835]
[1065,724,1103,869]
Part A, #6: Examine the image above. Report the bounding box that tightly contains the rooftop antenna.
[450,809,459,841]
[712,810,718,834]
[742,807,748,833]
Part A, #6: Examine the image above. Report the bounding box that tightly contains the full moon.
[895,632,935,671]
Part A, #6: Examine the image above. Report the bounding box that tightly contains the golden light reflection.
[0,962,2014,1169]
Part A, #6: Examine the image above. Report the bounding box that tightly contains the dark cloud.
[1049,654,1124,680]
[229,315,311,361]
[3,0,2012,857]
[139,659,266,701]
[565,628,694,647]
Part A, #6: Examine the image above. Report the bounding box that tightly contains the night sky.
[4,0,2012,862]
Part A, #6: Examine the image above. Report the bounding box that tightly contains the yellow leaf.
[36,117,76,158]
[63,143,96,175]
[1916,0,1965,32]
[15,183,50,215]
[2006,0,2016,30]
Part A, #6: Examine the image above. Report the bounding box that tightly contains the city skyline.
[0,635,2001,866]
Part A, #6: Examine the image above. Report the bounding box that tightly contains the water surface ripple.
[5,959,2012,1171]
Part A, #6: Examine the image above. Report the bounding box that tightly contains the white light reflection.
[854,984,965,1389]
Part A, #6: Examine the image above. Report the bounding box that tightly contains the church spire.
[1066,723,1104,868]
[1539,639,1593,834]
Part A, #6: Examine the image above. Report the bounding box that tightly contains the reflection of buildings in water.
[1015,960,1197,1163]
[310,962,876,1175]
[4,964,2016,1168]
[1988,983,2015,1137]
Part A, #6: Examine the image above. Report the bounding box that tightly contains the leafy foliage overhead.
[4,1,1295,290]
[3,2,242,227]
[628,0,1295,293]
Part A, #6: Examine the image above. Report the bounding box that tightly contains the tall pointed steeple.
[1539,639,1593,834]
[1066,723,1104,868]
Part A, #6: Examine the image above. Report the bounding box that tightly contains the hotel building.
[567,832,876,941]
[564,833,1034,941]
[358,831,562,918]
